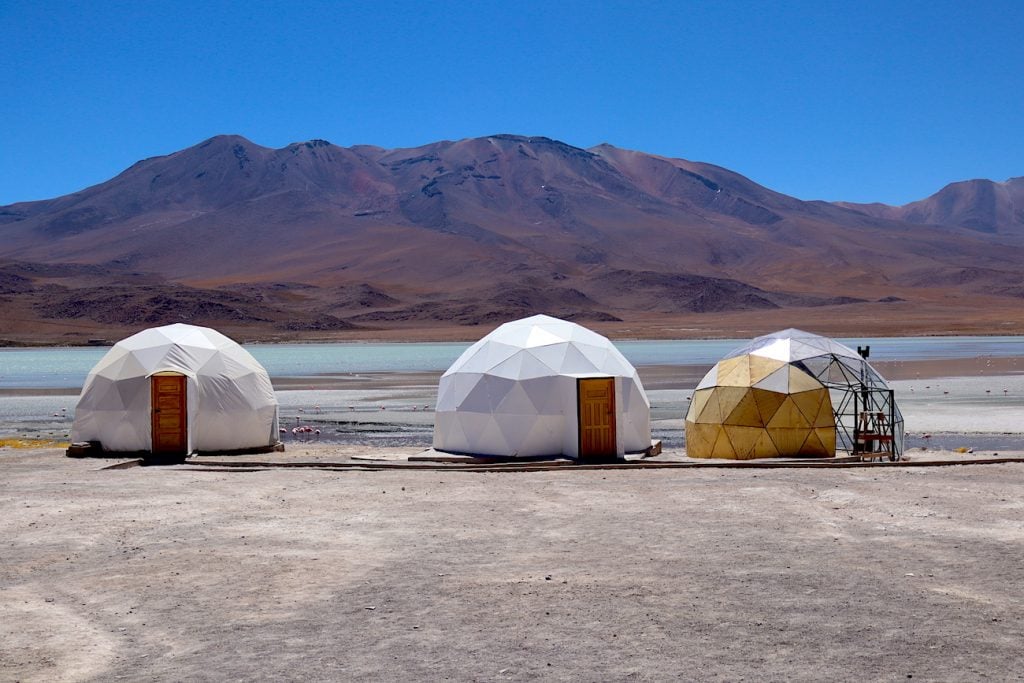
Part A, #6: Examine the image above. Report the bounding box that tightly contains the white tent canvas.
[433,315,651,458]
[71,323,279,454]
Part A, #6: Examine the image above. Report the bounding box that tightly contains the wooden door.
[578,378,616,460]
[151,374,187,455]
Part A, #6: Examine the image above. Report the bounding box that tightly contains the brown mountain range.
[1,134,1022,343]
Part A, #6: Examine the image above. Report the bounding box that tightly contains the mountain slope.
[1,134,1023,341]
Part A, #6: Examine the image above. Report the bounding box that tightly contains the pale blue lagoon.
[3,336,1024,390]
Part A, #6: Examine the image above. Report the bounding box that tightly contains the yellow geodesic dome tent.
[685,328,904,460]
[685,353,835,459]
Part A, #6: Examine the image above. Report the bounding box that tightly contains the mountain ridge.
[838,176,1024,235]
[1,134,1022,342]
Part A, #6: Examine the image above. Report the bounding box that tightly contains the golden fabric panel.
[788,365,823,393]
[753,429,781,458]
[715,356,751,387]
[710,427,737,458]
[816,426,837,454]
[812,392,836,428]
[801,429,831,456]
[688,388,713,423]
[714,387,751,423]
[747,356,785,385]
[790,388,827,425]
[751,388,787,424]
[696,388,725,424]
[723,389,765,427]
[766,396,811,430]
[769,427,812,455]
[684,421,717,457]
[723,425,768,459]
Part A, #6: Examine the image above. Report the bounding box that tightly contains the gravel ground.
[2,448,1023,682]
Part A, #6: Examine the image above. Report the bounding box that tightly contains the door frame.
[576,376,617,461]
[150,372,188,456]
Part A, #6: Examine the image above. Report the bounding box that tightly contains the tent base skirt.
[66,441,284,459]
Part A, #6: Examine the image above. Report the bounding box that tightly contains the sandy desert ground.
[2,445,1023,682]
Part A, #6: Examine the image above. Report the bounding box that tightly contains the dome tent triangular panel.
[723,425,766,459]
[687,328,903,460]
[84,376,126,412]
[528,343,571,374]
[794,356,831,382]
[766,395,813,430]
[716,356,751,387]
[525,326,566,348]
[516,351,563,381]
[115,374,150,410]
[433,315,650,459]
[770,427,814,455]
[71,323,279,455]
[753,366,791,394]
[477,415,510,453]
[714,387,751,424]
[496,381,540,415]
[435,372,481,412]
[520,376,566,415]
[462,375,517,413]
[94,350,146,381]
[691,388,714,423]
[489,352,526,380]
[723,390,764,428]
[685,422,718,456]
[750,388,786,424]
[434,413,469,453]
[697,389,727,424]
[576,343,613,373]
[747,338,792,362]
[561,343,600,374]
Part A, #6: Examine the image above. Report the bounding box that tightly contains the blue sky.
[1,0,1022,206]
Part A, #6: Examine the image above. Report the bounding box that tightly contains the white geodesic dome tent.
[433,315,650,459]
[71,323,279,454]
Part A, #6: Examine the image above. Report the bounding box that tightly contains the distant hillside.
[838,177,1024,235]
[1,134,1023,342]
